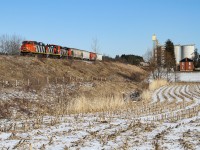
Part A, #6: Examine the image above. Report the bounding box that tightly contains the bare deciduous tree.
[0,34,23,55]
[91,38,100,53]
[143,48,153,62]
[144,49,168,80]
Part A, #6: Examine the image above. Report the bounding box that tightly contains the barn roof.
[180,57,193,62]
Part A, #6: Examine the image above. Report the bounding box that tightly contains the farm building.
[180,58,194,72]
[152,35,196,66]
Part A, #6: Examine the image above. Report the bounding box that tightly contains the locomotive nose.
[21,44,28,51]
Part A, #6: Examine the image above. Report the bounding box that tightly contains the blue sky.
[0,0,199,57]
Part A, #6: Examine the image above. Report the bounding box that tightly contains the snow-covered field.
[149,72,200,82]
[177,72,200,82]
[0,83,199,149]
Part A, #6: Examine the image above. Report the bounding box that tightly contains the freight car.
[20,40,102,61]
[96,53,103,61]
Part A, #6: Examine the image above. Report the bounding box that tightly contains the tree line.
[0,34,23,55]
[115,54,144,65]
[102,54,144,66]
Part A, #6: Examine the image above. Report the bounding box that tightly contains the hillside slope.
[0,55,147,118]
[0,55,146,81]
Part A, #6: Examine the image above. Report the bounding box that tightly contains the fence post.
[2,80,4,88]
[16,80,18,87]
[47,77,49,84]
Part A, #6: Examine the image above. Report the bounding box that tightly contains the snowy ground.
[0,83,199,149]
[149,72,200,82]
[177,72,200,82]
[0,113,199,150]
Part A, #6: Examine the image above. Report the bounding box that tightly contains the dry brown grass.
[141,79,168,102]
[141,90,151,102]
[66,94,129,114]
[149,79,168,91]
[0,55,148,117]
[0,55,147,85]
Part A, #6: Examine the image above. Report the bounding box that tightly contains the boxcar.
[82,50,90,60]
[96,54,103,61]
[90,52,97,61]
[71,48,83,59]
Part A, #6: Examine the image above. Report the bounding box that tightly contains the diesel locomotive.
[20,41,102,61]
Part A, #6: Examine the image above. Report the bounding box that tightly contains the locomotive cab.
[21,41,46,54]
[21,41,37,53]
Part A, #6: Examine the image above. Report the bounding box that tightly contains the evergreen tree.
[193,48,199,67]
[165,39,176,69]
[120,54,144,65]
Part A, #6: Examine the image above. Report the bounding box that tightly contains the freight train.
[20,41,102,61]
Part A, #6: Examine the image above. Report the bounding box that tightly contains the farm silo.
[174,45,181,65]
[181,45,195,60]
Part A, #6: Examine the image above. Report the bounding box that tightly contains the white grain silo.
[152,34,157,57]
[181,44,195,60]
[174,45,182,65]
[152,34,157,41]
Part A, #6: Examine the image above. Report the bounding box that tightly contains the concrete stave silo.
[181,44,195,60]
[151,35,195,67]
[174,45,182,65]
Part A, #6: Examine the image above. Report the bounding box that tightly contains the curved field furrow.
[186,85,199,100]
[189,85,200,98]
[151,84,200,112]
[152,86,167,103]
[168,85,181,103]
[173,85,184,103]
[160,86,169,103]
[165,86,175,102]
[147,84,200,149]
[178,85,192,102]
[0,83,199,149]
[163,86,173,102]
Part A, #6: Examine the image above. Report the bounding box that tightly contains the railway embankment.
[0,55,147,117]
